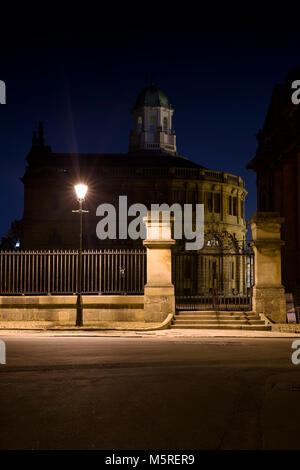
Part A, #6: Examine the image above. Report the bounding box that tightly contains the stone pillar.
[143,212,176,322]
[249,212,286,322]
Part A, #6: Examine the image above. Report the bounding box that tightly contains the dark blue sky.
[1,9,300,238]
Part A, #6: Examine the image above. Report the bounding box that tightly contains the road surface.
[0,333,299,450]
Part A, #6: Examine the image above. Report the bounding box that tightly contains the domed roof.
[133,80,172,110]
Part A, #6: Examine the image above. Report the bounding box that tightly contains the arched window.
[149,115,156,133]
[163,117,168,133]
[229,196,232,215]
[206,192,213,212]
[137,116,143,134]
[214,193,221,213]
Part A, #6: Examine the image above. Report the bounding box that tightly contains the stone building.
[247,66,300,303]
[21,81,248,296]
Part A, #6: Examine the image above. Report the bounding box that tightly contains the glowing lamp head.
[75,184,88,201]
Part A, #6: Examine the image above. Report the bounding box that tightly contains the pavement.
[1,327,300,338]
[1,318,300,338]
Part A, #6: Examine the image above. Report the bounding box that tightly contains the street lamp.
[73,184,88,326]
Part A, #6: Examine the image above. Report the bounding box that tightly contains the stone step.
[172,324,271,331]
[178,310,255,315]
[175,314,260,320]
[172,310,269,331]
[174,319,265,325]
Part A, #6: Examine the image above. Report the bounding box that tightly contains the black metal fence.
[0,250,146,295]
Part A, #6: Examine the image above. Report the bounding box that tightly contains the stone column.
[249,212,286,322]
[143,212,176,322]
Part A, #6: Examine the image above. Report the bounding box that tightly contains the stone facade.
[21,151,247,252]
[247,65,300,303]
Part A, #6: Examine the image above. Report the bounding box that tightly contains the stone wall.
[0,295,144,325]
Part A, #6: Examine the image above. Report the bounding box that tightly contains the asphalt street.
[0,333,299,450]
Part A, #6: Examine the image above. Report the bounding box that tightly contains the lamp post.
[73,184,88,327]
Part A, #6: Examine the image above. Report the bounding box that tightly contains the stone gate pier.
[249,212,286,322]
[143,212,176,322]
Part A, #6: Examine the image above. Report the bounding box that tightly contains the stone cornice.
[143,239,176,248]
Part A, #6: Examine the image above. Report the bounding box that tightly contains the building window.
[233,197,237,216]
[137,116,143,134]
[176,190,186,204]
[214,193,221,213]
[206,192,220,213]
[229,196,237,216]
[149,115,156,133]
[229,196,232,215]
[163,117,168,133]
[240,200,244,218]
[188,191,197,205]
[206,192,213,212]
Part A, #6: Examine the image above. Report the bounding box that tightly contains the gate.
[173,248,254,311]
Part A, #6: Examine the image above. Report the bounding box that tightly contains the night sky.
[1,8,300,239]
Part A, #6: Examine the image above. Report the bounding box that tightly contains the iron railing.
[0,249,146,295]
[175,290,253,311]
